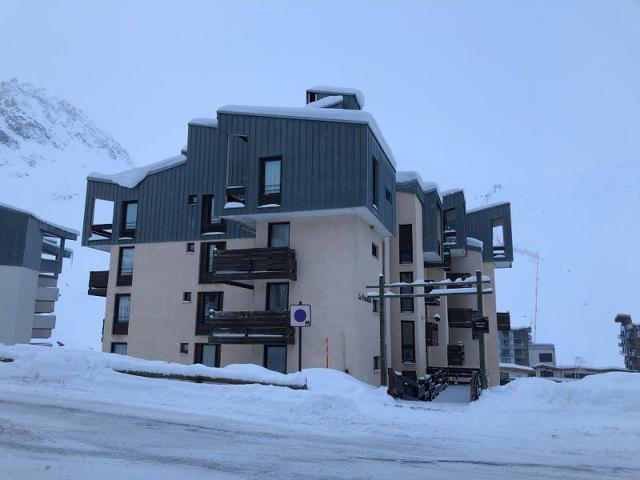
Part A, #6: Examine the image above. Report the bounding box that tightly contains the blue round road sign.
[294,309,307,323]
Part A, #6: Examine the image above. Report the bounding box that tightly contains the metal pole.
[298,326,302,372]
[476,270,488,389]
[379,273,387,386]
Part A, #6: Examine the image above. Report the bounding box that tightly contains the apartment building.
[0,202,77,344]
[82,86,514,387]
[498,326,531,365]
[529,343,556,367]
[615,313,639,371]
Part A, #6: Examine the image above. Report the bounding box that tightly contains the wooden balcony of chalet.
[200,247,297,283]
[196,310,294,345]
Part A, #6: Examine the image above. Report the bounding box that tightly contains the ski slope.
[0,345,638,479]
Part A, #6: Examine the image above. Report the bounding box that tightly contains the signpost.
[290,303,311,372]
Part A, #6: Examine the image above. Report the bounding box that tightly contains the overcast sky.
[2,0,639,366]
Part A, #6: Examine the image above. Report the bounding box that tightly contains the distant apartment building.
[498,326,531,365]
[529,343,556,367]
[532,364,627,381]
[615,314,639,372]
[0,203,77,344]
[82,86,514,387]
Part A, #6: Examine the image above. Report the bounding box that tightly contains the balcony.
[88,270,109,297]
[196,311,294,345]
[200,247,297,283]
[90,223,113,240]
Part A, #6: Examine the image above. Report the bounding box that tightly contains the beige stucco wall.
[425,266,449,368]
[388,192,427,376]
[102,213,385,385]
[0,265,38,345]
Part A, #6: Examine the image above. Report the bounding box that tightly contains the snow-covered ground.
[1,345,639,479]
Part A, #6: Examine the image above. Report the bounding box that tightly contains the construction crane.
[514,247,542,341]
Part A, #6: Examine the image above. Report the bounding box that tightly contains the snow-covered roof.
[305,95,343,109]
[218,105,396,167]
[0,201,79,237]
[307,85,365,107]
[467,201,510,214]
[189,117,219,128]
[442,188,463,196]
[88,154,187,189]
[499,363,535,372]
[396,171,440,195]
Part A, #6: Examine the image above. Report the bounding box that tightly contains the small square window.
[373,356,381,371]
[186,242,196,253]
[371,243,378,258]
[180,343,189,354]
[183,292,192,303]
[188,195,198,205]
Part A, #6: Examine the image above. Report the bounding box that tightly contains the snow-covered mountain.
[0,79,134,349]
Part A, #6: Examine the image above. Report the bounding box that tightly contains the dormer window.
[307,92,317,103]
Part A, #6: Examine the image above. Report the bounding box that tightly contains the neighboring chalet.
[0,202,77,344]
[82,86,514,387]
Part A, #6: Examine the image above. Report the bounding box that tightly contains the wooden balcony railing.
[200,247,297,283]
[88,270,109,297]
[196,310,294,344]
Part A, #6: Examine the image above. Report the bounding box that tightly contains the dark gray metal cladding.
[466,202,513,265]
[442,190,467,254]
[0,204,76,273]
[82,107,396,247]
[422,189,443,262]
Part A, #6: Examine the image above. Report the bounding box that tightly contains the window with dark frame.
[371,243,378,258]
[268,222,290,248]
[120,201,138,237]
[186,242,195,253]
[111,342,128,355]
[307,92,317,103]
[226,186,246,206]
[183,292,192,303]
[188,194,198,205]
[444,208,456,231]
[197,292,223,326]
[372,299,379,313]
[401,321,416,363]
[263,345,287,374]
[539,352,553,363]
[180,343,189,354]
[201,242,226,277]
[195,343,220,367]
[399,224,413,264]
[400,271,414,312]
[373,356,381,371]
[201,194,216,232]
[266,283,289,311]
[372,157,379,208]
[427,322,439,347]
[117,247,134,286]
[114,294,131,323]
[259,156,282,205]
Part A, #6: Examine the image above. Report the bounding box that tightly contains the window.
[401,321,415,363]
[444,208,456,232]
[539,352,553,363]
[91,199,114,240]
[188,194,198,205]
[427,322,439,346]
[186,242,196,253]
[373,356,381,371]
[201,242,226,277]
[197,292,224,324]
[266,283,289,311]
[307,92,317,103]
[111,343,127,355]
[371,243,378,258]
[180,343,189,354]
[268,222,290,248]
[195,343,220,367]
[114,294,131,323]
[259,156,282,205]
[183,292,192,303]
[264,345,287,373]
[386,188,392,203]
[117,247,134,286]
[540,370,554,378]
[399,224,413,264]
[400,271,414,312]
[372,157,379,208]
[121,201,137,237]
[201,194,216,231]
[225,186,246,207]
[372,299,379,313]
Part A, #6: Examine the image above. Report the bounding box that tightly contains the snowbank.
[0,344,306,389]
